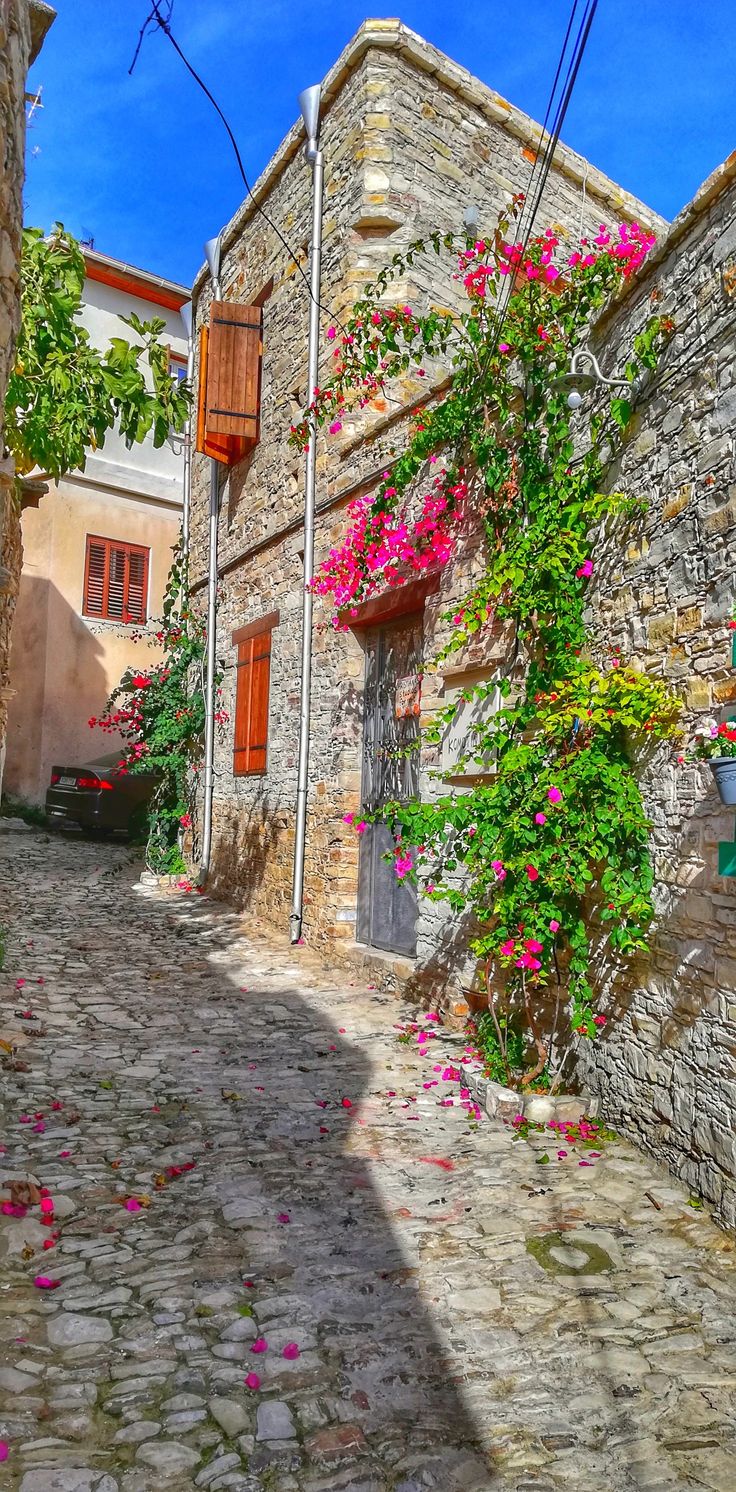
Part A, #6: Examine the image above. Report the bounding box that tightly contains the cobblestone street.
[1,824,735,1492]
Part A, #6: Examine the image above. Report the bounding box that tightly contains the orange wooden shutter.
[84,538,107,616]
[206,301,262,441]
[233,628,271,776]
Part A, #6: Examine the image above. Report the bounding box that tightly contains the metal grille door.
[357,615,422,956]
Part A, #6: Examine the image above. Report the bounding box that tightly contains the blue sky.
[25,1,735,289]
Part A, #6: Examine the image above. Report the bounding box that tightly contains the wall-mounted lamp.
[552,348,629,410]
[298,83,322,163]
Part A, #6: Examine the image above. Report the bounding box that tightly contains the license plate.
[58,775,76,786]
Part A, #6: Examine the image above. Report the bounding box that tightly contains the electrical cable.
[482,0,599,367]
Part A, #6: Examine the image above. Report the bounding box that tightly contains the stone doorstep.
[459,1060,600,1123]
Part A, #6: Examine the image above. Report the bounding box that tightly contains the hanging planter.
[709,756,736,806]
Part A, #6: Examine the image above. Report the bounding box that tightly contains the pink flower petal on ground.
[0,1441,8,1462]
[338,1027,346,1033]
[33,1276,60,1289]
[341,1097,353,1109]
[250,1338,268,1354]
[1,1202,27,1218]
[277,1212,291,1224]
[282,1342,300,1360]
[557,1150,568,1159]
[245,1372,261,1390]
[578,1160,594,1167]
[58,1150,71,1159]
[124,1199,142,1212]
[40,1198,54,1216]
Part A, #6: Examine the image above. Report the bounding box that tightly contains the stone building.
[575,155,736,1225]
[188,22,658,969]
[0,0,55,796]
[187,21,736,1225]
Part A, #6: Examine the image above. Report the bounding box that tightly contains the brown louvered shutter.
[206,302,263,442]
[233,626,272,776]
[83,538,107,616]
[83,536,149,623]
[125,548,148,624]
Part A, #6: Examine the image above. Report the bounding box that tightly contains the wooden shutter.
[83,539,107,616]
[206,301,263,441]
[233,625,272,776]
[83,536,149,623]
[125,548,149,623]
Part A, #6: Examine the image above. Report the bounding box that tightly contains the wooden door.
[357,615,422,957]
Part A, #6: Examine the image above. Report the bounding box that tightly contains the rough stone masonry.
[0,0,54,793]
[187,21,736,1226]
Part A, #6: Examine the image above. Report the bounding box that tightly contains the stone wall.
[574,156,736,1227]
[0,0,54,794]
[189,20,660,985]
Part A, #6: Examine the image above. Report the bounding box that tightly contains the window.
[169,351,188,384]
[232,612,278,776]
[83,536,150,624]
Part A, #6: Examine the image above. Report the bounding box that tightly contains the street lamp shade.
[204,234,222,285]
[298,83,321,144]
[180,300,193,339]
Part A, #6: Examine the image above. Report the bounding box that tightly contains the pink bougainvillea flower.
[15,978,25,988]
[32,1121,45,1134]
[549,919,560,932]
[0,1441,8,1463]
[329,419,343,435]
[557,1150,568,1159]
[535,812,547,825]
[1,1202,27,1218]
[33,1276,60,1290]
[593,1014,607,1026]
[576,559,594,579]
[355,820,367,834]
[58,1150,71,1159]
[242,1279,255,1288]
[276,1213,291,1224]
[526,865,539,882]
[342,813,354,825]
[40,1197,54,1217]
[124,1199,142,1212]
[547,786,562,804]
[525,939,544,954]
[499,939,516,957]
[282,1342,300,1360]
[245,1372,261,1390]
[250,1338,268,1354]
[341,1097,353,1109]
[51,1101,63,1111]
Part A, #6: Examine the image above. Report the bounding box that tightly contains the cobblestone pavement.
[1,825,736,1492]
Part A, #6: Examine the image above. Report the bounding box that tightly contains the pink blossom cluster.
[311,478,465,622]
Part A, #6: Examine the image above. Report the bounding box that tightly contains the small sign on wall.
[395,673,421,719]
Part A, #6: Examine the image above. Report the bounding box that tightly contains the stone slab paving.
[1,824,736,1492]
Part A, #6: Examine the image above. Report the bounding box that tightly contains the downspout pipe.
[179,300,194,569]
[199,235,223,884]
[290,84,324,944]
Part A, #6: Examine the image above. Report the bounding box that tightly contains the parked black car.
[45,752,157,838]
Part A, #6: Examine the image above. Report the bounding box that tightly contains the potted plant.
[692,720,736,805]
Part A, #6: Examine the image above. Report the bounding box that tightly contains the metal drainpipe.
[177,301,195,861]
[290,100,325,944]
[179,301,194,568]
[199,239,223,883]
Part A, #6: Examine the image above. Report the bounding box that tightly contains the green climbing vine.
[90,544,207,874]
[291,196,681,1089]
